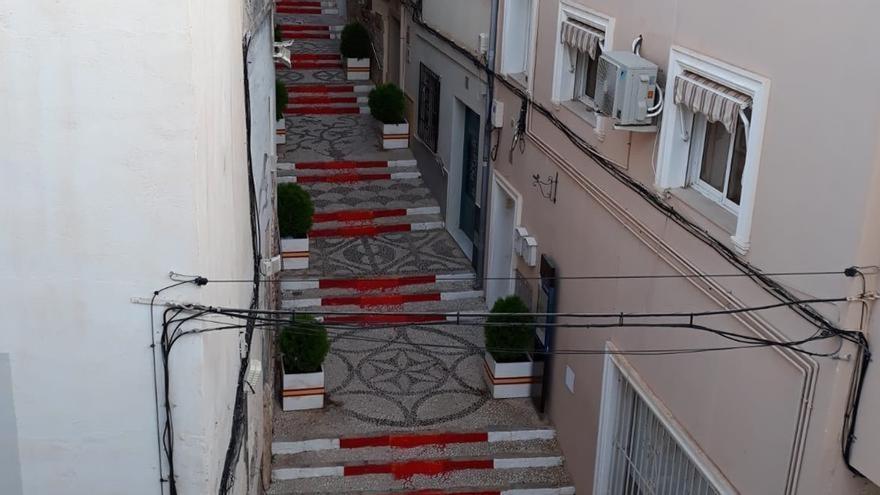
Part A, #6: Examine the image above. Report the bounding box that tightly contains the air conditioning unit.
[595,51,658,126]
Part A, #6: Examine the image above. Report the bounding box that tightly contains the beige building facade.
[483,0,880,494]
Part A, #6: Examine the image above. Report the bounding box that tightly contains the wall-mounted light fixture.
[532,172,559,203]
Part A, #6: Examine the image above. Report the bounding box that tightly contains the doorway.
[459,106,480,244]
[485,173,520,306]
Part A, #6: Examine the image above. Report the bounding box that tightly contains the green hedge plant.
[279,315,330,374]
[368,83,406,125]
[485,295,534,363]
[277,183,314,238]
[274,25,282,42]
[340,22,371,59]
[275,79,288,120]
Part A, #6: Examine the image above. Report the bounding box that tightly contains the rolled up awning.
[560,20,604,60]
[674,71,751,133]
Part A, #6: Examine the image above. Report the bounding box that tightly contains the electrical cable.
[168,268,859,284]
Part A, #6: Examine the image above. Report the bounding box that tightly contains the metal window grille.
[604,369,721,495]
[417,63,441,153]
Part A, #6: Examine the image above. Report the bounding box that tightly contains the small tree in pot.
[278,183,314,270]
[368,83,409,150]
[340,22,371,80]
[483,295,542,399]
[279,316,330,411]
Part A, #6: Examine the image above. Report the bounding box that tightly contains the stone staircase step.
[278,171,421,184]
[268,463,570,494]
[312,205,437,222]
[282,273,474,301]
[280,159,415,172]
[285,105,366,116]
[290,94,359,104]
[275,487,574,495]
[310,215,444,238]
[273,455,563,480]
[274,429,556,455]
[289,83,374,94]
[286,287,481,309]
[281,272,474,292]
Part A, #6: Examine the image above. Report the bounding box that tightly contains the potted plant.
[275,79,288,144]
[274,24,283,43]
[368,83,409,150]
[278,183,314,270]
[483,295,542,399]
[279,316,330,411]
[340,22,371,81]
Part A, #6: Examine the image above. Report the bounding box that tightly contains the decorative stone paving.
[273,8,547,436]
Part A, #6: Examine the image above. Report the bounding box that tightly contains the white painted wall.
[0,0,272,493]
[422,0,491,53]
[405,24,488,257]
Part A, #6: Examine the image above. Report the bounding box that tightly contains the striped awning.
[674,71,751,133]
[560,20,604,59]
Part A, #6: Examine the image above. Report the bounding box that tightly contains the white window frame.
[500,0,539,88]
[687,115,748,214]
[655,46,770,254]
[551,2,614,110]
[594,342,735,494]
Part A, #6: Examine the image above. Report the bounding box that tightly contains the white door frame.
[485,171,522,305]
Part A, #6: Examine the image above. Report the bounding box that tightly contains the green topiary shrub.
[339,22,371,59]
[277,183,314,238]
[275,79,288,120]
[368,83,406,125]
[274,24,282,42]
[485,295,534,363]
[279,315,330,374]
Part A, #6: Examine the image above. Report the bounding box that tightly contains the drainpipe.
[474,0,499,289]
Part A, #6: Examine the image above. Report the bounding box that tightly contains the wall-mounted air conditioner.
[595,51,658,127]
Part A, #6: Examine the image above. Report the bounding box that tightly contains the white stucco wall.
[421,0,491,53]
[405,24,489,257]
[0,0,270,493]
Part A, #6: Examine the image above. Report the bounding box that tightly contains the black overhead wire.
[158,302,856,359]
[169,268,857,284]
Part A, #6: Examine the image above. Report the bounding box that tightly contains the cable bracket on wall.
[532,171,559,204]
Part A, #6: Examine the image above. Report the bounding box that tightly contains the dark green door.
[459,107,480,242]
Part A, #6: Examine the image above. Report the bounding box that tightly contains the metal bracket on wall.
[532,171,559,203]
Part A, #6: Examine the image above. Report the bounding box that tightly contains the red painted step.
[319,274,438,291]
[313,207,405,222]
[282,32,331,39]
[296,172,391,183]
[286,106,360,115]
[276,0,321,5]
[279,24,329,31]
[339,432,490,449]
[319,292,441,307]
[292,61,344,70]
[291,95,355,104]
[295,160,387,171]
[344,459,494,479]
[289,84,354,94]
[293,53,341,61]
[323,314,447,326]
[310,223,413,238]
[277,7,323,13]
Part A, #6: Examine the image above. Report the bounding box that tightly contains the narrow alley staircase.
[271,2,574,493]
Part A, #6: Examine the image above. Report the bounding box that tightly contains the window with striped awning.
[674,71,752,134]
[560,19,604,60]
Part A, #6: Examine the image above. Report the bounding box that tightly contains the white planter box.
[282,365,324,411]
[484,352,543,399]
[346,57,370,81]
[382,121,409,150]
[281,236,309,270]
[275,118,286,144]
